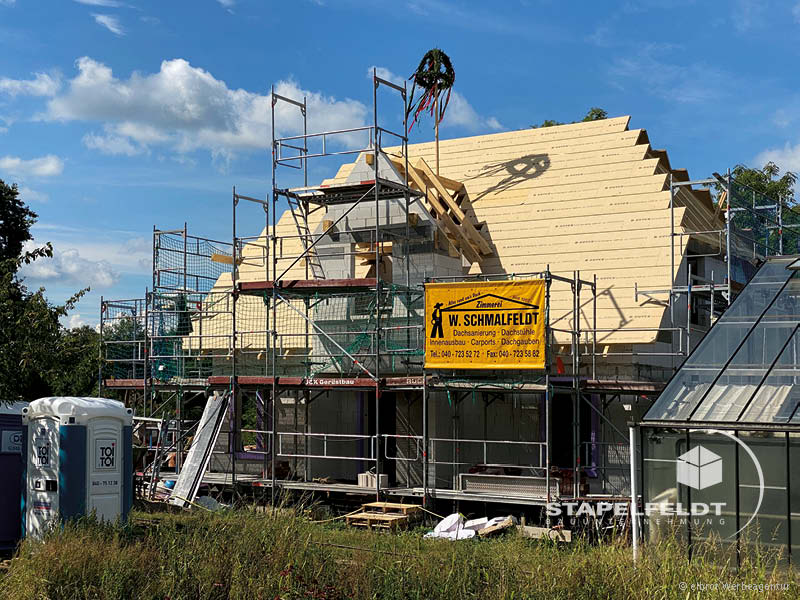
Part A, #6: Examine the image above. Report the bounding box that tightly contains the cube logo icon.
[676,445,722,490]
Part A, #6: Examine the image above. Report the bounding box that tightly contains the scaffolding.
[635,171,800,355]
[101,74,763,514]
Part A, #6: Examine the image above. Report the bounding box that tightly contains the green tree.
[0,179,91,403]
[0,181,37,262]
[531,107,608,129]
[719,162,800,256]
[47,325,101,397]
[731,161,796,204]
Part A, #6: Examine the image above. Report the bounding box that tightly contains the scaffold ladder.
[148,417,169,499]
[286,195,325,279]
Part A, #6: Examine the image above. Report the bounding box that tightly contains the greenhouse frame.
[639,256,800,564]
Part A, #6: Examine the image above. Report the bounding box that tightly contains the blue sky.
[1,0,799,327]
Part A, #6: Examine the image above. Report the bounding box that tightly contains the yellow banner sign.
[424,280,546,370]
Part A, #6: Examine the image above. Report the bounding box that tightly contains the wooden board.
[477,516,515,537]
[346,511,410,531]
[361,501,422,516]
[517,525,572,542]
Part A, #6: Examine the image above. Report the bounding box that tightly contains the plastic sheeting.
[424,513,517,540]
[169,392,228,507]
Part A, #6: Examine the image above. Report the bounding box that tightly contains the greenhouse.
[639,256,800,563]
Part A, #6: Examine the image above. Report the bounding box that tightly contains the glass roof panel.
[644,257,797,422]
[644,258,795,421]
[690,275,800,421]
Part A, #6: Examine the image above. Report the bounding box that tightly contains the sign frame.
[423,278,549,371]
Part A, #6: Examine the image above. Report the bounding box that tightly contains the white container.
[22,397,133,538]
[358,471,389,488]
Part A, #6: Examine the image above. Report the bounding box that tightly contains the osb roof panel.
[386,117,694,345]
[194,116,717,348]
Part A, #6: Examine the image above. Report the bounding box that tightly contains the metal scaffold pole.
[98,295,104,394]
[726,168,733,304]
[422,368,428,504]
[373,69,382,501]
[231,187,238,488]
[545,267,552,524]
[270,85,278,507]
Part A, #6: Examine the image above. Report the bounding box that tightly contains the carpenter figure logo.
[430,302,445,339]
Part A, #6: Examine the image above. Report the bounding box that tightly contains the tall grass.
[2,507,797,599]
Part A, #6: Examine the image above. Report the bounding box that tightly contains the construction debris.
[517,525,572,542]
[424,514,519,540]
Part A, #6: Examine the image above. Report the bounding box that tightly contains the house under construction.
[99,72,799,515]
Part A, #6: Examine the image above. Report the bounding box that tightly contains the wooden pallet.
[361,501,422,517]
[345,502,423,532]
[345,511,410,531]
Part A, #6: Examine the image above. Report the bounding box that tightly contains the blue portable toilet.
[22,397,133,538]
[0,402,26,549]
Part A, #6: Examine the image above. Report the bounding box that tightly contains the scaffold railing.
[100,298,147,381]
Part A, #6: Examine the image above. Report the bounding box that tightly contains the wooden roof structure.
[321,116,719,346]
[190,115,720,352]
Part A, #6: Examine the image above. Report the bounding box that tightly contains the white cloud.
[0,72,60,97]
[46,57,369,161]
[28,225,152,277]
[371,66,405,87]
[608,45,730,104]
[444,91,503,132]
[217,0,235,6]
[485,117,502,130]
[732,0,766,32]
[793,2,800,23]
[369,66,502,133]
[83,131,142,156]
[0,155,64,177]
[21,246,120,288]
[92,13,124,36]
[67,314,88,329]
[0,0,16,6]
[18,186,49,203]
[75,0,123,6]
[756,142,800,173]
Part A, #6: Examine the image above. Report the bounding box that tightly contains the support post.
[726,169,733,306]
[669,174,675,324]
[787,431,792,564]
[422,369,429,504]
[98,296,104,394]
[373,69,382,501]
[231,187,238,489]
[735,430,741,567]
[270,85,278,507]
[435,94,440,176]
[545,268,552,525]
[573,270,580,497]
[629,425,639,564]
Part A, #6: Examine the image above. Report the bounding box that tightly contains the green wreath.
[407,48,455,130]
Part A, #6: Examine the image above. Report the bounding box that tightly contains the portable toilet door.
[22,397,133,539]
[0,402,26,549]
